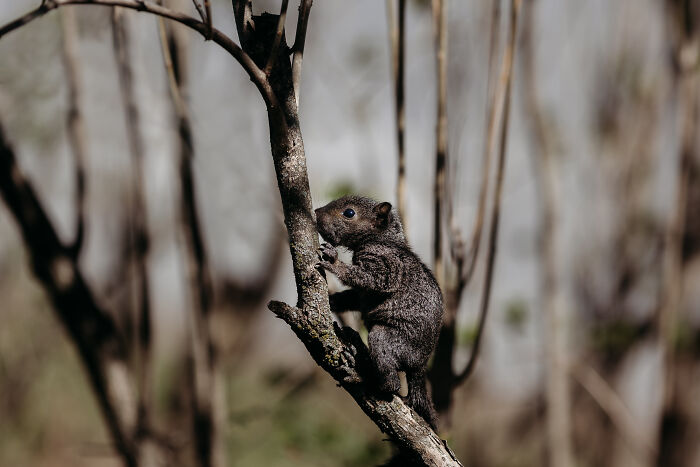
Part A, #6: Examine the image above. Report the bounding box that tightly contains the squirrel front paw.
[319,243,338,263]
[316,243,340,275]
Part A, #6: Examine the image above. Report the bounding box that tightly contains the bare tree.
[428,0,521,429]
[0,1,463,465]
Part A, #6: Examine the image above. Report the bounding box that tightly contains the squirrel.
[315,195,443,430]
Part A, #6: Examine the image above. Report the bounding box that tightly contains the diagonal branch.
[0,0,276,107]
[0,120,139,467]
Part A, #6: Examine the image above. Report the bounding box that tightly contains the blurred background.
[0,0,698,466]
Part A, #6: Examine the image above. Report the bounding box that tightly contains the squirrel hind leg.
[368,330,401,396]
[405,369,439,431]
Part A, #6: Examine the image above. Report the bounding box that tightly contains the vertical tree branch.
[110,7,154,452]
[657,2,699,463]
[459,0,501,287]
[520,2,573,465]
[432,0,447,287]
[428,0,503,425]
[454,0,521,385]
[156,13,222,467]
[387,0,408,230]
[291,0,313,104]
[59,7,88,259]
[265,0,289,75]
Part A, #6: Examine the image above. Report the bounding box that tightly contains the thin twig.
[191,0,207,23]
[203,0,211,39]
[387,0,407,231]
[456,0,521,385]
[59,7,88,259]
[432,0,447,287]
[264,0,289,75]
[291,0,313,105]
[456,0,502,291]
[0,0,277,107]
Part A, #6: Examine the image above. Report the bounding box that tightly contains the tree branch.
[59,7,88,259]
[110,6,155,451]
[432,0,447,288]
[291,0,313,104]
[455,0,521,385]
[0,0,276,108]
[0,120,139,467]
[264,0,289,75]
[387,0,407,231]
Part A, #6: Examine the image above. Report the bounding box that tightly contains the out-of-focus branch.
[291,0,313,104]
[190,0,206,23]
[59,7,88,259]
[432,0,447,287]
[657,1,699,463]
[455,0,521,385]
[387,0,407,231]
[428,0,506,426]
[520,2,573,466]
[571,362,657,461]
[0,121,138,467]
[0,0,277,107]
[110,6,153,447]
[203,0,211,39]
[157,14,222,467]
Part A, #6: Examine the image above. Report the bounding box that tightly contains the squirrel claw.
[319,243,338,263]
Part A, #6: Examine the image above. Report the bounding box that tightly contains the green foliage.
[504,299,529,332]
[458,324,478,347]
[591,320,643,357]
[325,180,357,201]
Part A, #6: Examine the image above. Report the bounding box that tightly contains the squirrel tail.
[406,369,438,431]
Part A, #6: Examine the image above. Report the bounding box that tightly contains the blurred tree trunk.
[520,2,573,466]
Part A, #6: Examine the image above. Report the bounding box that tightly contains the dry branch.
[291,0,313,104]
[428,0,505,424]
[59,7,88,258]
[454,0,520,385]
[0,121,139,467]
[387,0,407,229]
[110,7,155,452]
[156,14,222,467]
[0,0,276,107]
[432,0,447,287]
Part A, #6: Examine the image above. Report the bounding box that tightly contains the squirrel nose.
[314,208,320,215]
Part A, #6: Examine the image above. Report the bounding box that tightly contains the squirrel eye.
[342,208,356,218]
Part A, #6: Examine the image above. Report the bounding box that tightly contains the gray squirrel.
[315,195,443,430]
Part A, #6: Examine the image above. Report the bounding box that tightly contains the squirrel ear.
[374,202,392,228]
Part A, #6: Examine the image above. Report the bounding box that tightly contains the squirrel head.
[315,195,405,248]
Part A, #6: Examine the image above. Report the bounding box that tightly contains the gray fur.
[315,195,443,429]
